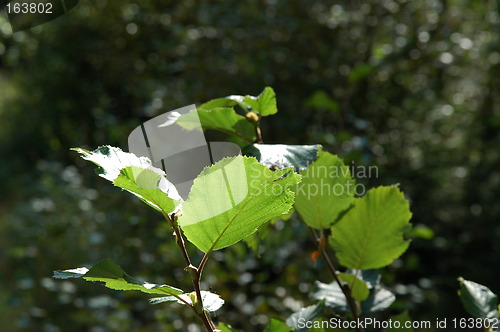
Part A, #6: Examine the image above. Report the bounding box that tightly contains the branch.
[308,227,360,323]
[163,212,216,331]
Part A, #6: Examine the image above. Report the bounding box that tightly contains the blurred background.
[0,0,499,331]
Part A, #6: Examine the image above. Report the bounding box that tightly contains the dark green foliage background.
[0,1,499,331]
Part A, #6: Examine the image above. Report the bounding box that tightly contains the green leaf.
[458,277,499,319]
[242,86,278,116]
[179,156,300,252]
[54,259,184,297]
[264,319,292,332]
[294,152,355,229]
[198,98,240,111]
[73,146,182,214]
[114,166,181,214]
[286,301,325,332]
[312,281,395,314]
[330,186,412,269]
[243,144,321,172]
[198,87,277,116]
[337,273,370,301]
[176,108,256,146]
[150,291,224,312]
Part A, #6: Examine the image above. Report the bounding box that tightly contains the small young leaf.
[179,156,300,252]
[458,277,499,319]
[150,291,224,312]
[242,86,278,116]
[176,108,256,146]
[198,86,277,116]
[330,186,412,269]
[73,146,182,214]
[294,152,355,229]
[54,258,184,297]
[243,144,321,172]
[286,301,325,331]
[264,319,293,332]
[337,273,370,301]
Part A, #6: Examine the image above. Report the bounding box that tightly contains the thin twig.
[256,126,263,144]
[198,252,210,277]
[166,212,192,267]
[163,212,216,331]
[255,113,264,144]
[308,227,360,322]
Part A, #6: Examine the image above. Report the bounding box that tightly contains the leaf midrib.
[204,193,255,253]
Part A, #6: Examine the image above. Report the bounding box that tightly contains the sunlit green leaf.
[243,144,321,172]
[179,156,300,252]
[330,186,412,269]
[337,273,370,301]
[114,166,181,214]
[150,291,224,312]
[294,152,355,229]
[242,86,278,116]
[73,146,182,214]
[198,86,277,116]
[54,259,184,297]
[198,97,240,111]
[176,108,256,146]
[458,277,499,319]
[286,300,325,331]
